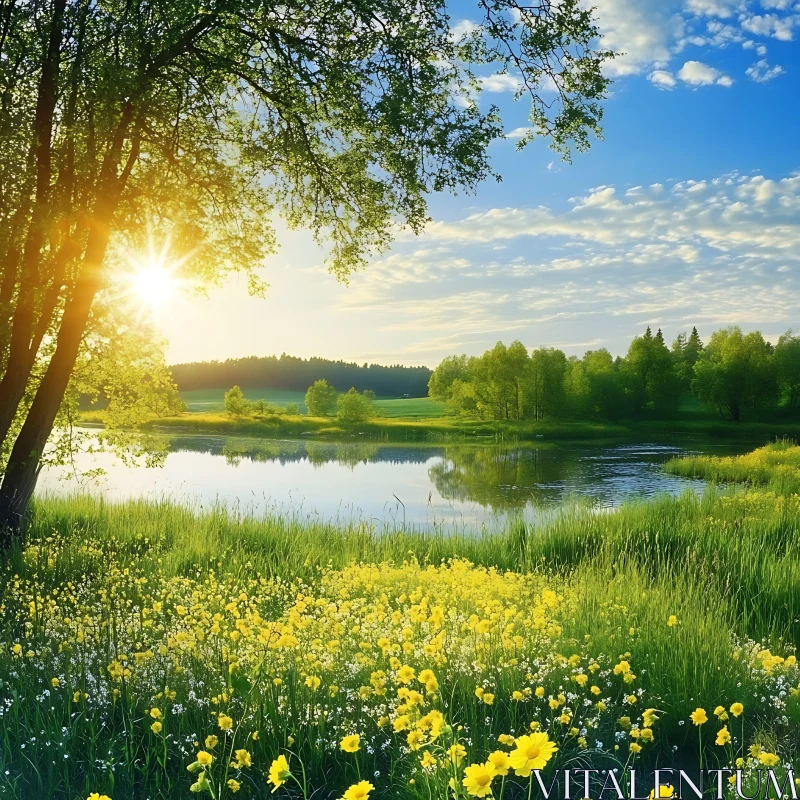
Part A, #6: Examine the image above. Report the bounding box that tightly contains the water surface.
[37,433,754,530]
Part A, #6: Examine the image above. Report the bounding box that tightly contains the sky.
[160,0,800,368]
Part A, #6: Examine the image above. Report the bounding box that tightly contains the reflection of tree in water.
[305,441,380,470]
[428,446,579,512]
[222,439,282,466]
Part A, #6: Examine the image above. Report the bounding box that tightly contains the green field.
[2,446,800,798]
[180,388,446,418]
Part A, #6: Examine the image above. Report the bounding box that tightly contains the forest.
[428,326,800,422]
[170,355,432,397]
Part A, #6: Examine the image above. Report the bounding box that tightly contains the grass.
[665,439,800,493]
[2,459,800,798]
[178,389,446,419]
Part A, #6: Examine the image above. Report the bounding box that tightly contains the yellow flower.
[397,665,415,684]
[667,615,678,627]
[304,675,321,690]
[51,677,60,688]
[197,751,213,766]
[149,708,162,719]
[447,743,467,766]
[268,755,291,793]
[233,749,251,768]
[487,750,511,776]
[758,753,780,767]
[715,727,731,746]
[730,702,744,717]
[218,713,233,731]
[418,669,436,685]
[482,692,494,705]
[713,705,728,720]
[535,686,545,697]
[227,779,241,793]
[690,708,707,726]
[87,795,112,800]
[512,691,524,701]
[420,751,437,769]
[642,708,658,728]
[626,694,638,705]
[340,734,361,753]
[205,735,218,749]
[151,721,162,734]
[630,743,642,754]
[498,734,515,745]
[342,780,375,800]
[509,733,558,777]
[462,762,497,798]
[649,785,675,799]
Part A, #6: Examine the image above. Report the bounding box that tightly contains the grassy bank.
[81,408,800,445]
[665,439,800,493]
[2,476,800,799]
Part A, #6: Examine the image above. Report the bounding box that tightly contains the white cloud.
[504,126,534,140]
[677,59,733,85]
[740,13,797,40]
[479,72,521,92]
[745,59,786,81]
[648,69,678,88]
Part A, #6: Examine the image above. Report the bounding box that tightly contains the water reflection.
[38,433,756,529]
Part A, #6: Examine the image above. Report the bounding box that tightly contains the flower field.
[2,455,800,798]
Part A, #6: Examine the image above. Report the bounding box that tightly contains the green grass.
[178,389,445,418]
[665,439,800,493]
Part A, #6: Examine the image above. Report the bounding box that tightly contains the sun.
[131,264,177,312]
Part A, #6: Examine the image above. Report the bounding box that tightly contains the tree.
[525,348,567,421]
[224,385,251,417]
[0,0,613,535]
[428,355,470,401]
[692,327,777,421]
[336,387,375,424]
[672,327,703,390]
[622,328,680,413]
[305,380,338,417]
[774,331,800,408]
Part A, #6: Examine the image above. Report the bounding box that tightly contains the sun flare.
[131,264,177,312]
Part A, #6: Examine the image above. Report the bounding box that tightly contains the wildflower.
[482,692,495,705]
[73,691,82,703]
[149,708,162,719]
[667,615,678,627]
[498,734,515,745]
[535,686,545,697]
[715,727,731,746]
[341,780,375,800]
[51,677,60,688]
[730,702,744,717]
[252,731,259,741]
[151,721,162,734]
[447,743,467,766]
[227,779,241,793]
[233,749,252,768]
[630,743,642,754]
[397,665,415,684]
[268,755,291,792]
[487,750,511,776]
[649,785,675,799]
[420,751,437,769]
[690,708,707,726]
[87,795,112,800]
[713,705,728,721]
[642,709,658,728]
[305,675,321,690]
[509,733,558,777]
[626,694,637,705]
[218,714,233,731]
[340,734,360,753]
[205,735,218,749]
[758,753,780,767]
[462,762,497,798]
[197,751,213,766]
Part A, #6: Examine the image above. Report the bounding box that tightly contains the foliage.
[692,327,777,421]
[305,379,339,417]
[774,331,800,408]
[172,355,432,397]
[337,387,376,424]
[224,385,251,417]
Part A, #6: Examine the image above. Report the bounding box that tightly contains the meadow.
[179,389,447,419]
[2,443,800,799]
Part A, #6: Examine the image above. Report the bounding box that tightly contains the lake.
[36,432,756,530]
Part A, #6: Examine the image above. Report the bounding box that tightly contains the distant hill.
[169,354,432,398]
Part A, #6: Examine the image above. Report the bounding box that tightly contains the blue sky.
[161,0,800,367]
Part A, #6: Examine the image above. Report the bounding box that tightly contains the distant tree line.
[429,327,800,422]
[171,355,431,397]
